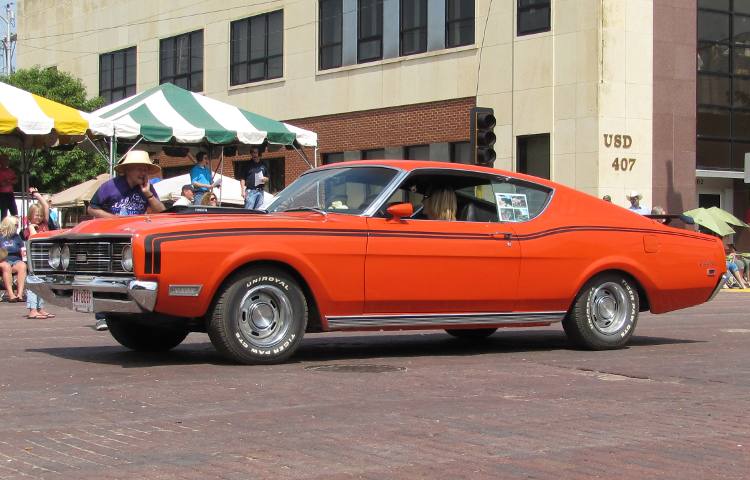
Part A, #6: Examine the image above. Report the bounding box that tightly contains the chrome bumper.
[26,275,158,314]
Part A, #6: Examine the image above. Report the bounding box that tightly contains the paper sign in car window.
[495,193,529,222]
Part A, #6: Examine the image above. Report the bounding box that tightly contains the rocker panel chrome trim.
[325,311,566,330]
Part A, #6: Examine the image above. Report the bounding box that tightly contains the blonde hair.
[0,215,18,237]
[27,203,44,223]
[424,188,457,221]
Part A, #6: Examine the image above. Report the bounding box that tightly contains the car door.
[364,171,521,315]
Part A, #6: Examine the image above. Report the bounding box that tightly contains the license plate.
[72,289,93,313]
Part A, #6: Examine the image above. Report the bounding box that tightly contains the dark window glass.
[734,77,750,106]
[446,0,474,48]
[358,0,383,63]
[230,10,284,86]
[697,139,732,169]
[699,42,730,72]
[405,144,430,160]
[699,11,730,42]
[400,0,428,56]
[734,14,750,43]
[699,0,729,11]
[517,0,551,36]
[320,0,343,69]
[99,47,136,105]
[698,106,731,137]
[737,0,750,14]
[323,152,345,164]
[698,74,732,106]
[362,149,385,159]
[450,141,472,164]
[159,30,203,92]
[517,134,550,179]
[731,141,750,168]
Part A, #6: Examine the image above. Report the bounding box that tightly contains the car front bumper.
[26,275,158,314]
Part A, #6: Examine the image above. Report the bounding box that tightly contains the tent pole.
[84,136,109,164]
[218,147,224,206]
[291,144,314,170]
[109,135,116,176]
[313,147,318,168]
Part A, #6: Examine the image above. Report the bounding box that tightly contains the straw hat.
[626,190,642,200]
[115,150,161,176]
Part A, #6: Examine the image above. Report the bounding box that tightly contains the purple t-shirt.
[90,176,158,216]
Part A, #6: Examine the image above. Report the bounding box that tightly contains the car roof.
[314,160,557,188]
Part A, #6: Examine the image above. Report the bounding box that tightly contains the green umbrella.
[683,207,736,237]
[707,206,750,228]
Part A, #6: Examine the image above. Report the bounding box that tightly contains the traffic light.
[470,107,496,166]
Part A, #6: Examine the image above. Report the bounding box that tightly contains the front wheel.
[207,268,308,364]
[563,273,639,350]
[107,316,188,352]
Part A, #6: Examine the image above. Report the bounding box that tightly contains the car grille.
[30,239,132,274]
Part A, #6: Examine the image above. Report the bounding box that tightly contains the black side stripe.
[143,225,713,274]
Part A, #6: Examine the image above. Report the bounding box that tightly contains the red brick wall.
[152,98,476,188]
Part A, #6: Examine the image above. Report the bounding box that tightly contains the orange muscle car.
[27,161,726,364]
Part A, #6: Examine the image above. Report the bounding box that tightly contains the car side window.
[378,172,500,222]
[492,178,552,222]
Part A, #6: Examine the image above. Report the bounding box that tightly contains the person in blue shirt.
[87,150,165,330]
[190,151,213,204]
[0,215,26,303]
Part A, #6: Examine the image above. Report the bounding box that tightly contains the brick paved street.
[0,292,749,479]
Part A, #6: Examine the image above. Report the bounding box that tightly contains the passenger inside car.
[422,187,457,221]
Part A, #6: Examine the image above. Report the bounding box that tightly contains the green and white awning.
[93,83,316,147]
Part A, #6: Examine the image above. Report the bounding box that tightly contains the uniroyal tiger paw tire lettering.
[208,269,307,365]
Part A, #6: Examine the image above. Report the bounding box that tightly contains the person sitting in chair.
[422,187,457,221]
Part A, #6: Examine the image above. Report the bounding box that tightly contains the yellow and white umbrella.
[0,81,112,148]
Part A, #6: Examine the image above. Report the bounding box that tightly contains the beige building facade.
[18,0,692,213]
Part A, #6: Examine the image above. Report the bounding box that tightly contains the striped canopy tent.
[0,81,113,149]
[93,83,317,148]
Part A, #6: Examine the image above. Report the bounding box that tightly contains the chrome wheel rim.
[237,285,292,347]
[589,281,629,335]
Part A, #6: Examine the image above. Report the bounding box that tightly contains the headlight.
[121,245,133,272]
[60,244,70,270]
[48,245,61,269]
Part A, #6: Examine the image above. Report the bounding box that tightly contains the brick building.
[16,0,747,234]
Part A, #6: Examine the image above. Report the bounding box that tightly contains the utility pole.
[0,2,15,75]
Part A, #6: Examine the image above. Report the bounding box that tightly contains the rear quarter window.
[492,179,552,222]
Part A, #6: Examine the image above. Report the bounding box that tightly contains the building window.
[517,0,551,36]
[517,134,550,179]
[234,158,285,193]
[401,0,428,56]
[160,30,203,92]
[323,152,345,164]
[405,144,430,160]
[320,0,343,69]
[358,0,383,63]
[446,0,474,48]
[99,47,136,105]
[450,141,471,164]
[230,10,284,86]
[697,1,750,170]
[362,148,385,159]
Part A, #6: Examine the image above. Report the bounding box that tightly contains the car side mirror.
[386,202,414,220]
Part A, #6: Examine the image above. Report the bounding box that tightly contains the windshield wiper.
[283,206,328,216]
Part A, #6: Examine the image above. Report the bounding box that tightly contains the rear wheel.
[207,268,307,364]
[107,315,188,352]
[563,273,639,350]
[445,328,497,339]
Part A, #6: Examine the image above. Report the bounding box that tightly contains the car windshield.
[267,166,400,214]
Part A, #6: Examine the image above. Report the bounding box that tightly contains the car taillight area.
[29,239,133,275]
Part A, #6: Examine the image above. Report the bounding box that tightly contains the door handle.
[491,232,512,240]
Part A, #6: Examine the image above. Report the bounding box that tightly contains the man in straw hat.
[626,190,649,215]
[88,150,166,219]
[87,150,165,331]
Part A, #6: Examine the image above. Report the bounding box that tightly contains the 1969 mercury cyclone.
[27,161,726,364]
